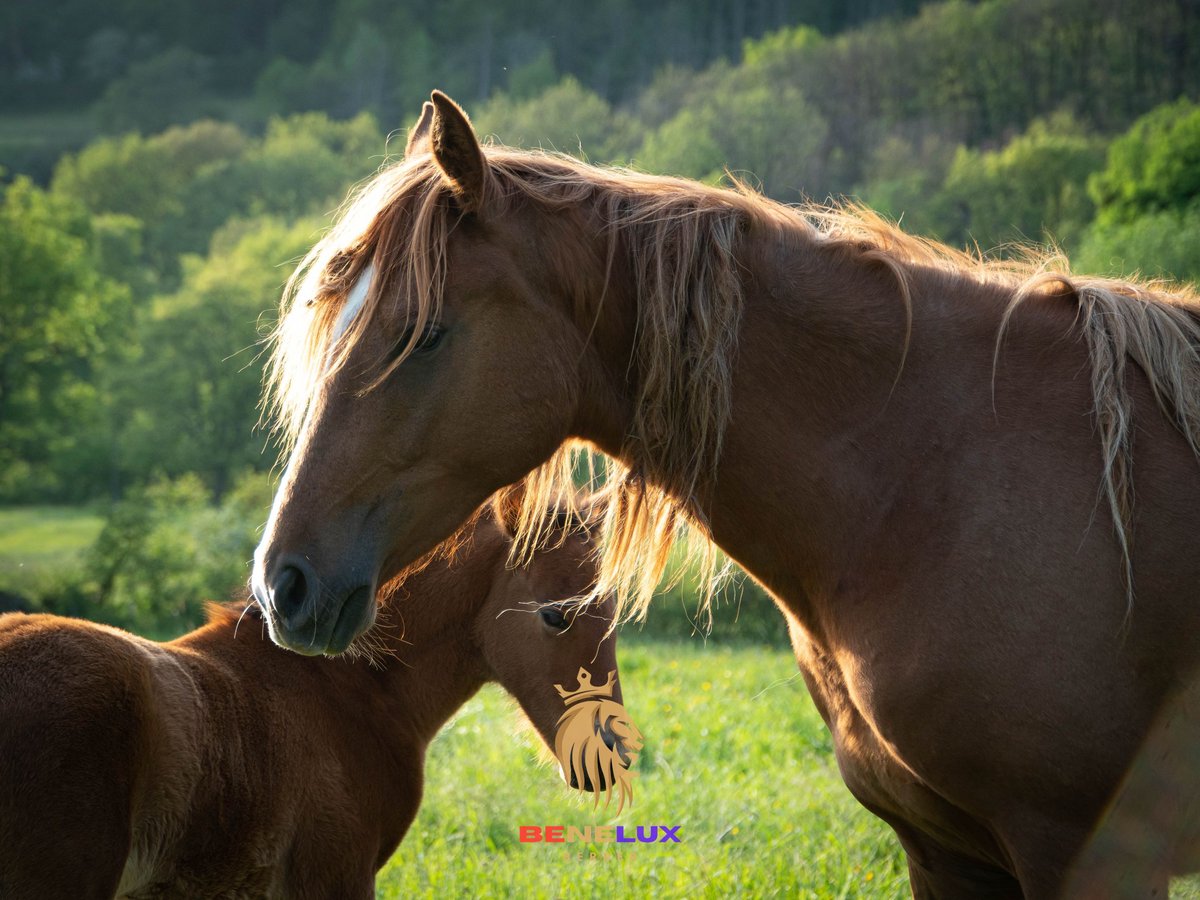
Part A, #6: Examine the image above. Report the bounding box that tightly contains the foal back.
[0,614,164,899]
[0,610,415,899]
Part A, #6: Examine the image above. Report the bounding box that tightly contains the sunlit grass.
[0,505,103,598]
[377,640,909,898]
[377,637,1200,898]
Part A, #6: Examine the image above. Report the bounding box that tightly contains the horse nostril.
[270,558,317,628]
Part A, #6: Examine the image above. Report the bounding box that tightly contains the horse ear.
[490,482,526,539]
[429,90,488,214]
[405,101,434,157]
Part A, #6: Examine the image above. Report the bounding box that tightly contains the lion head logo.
[553,668,644,814]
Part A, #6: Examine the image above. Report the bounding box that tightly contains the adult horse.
[0,499,638,899]
[251,92,1200,896]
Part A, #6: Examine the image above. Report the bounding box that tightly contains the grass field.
[0,505,103,599]
[377,638,1200,899]
[377,640,910,898]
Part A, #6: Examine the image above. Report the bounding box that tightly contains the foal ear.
[429,90,488,214]
[404,101,435,157]
[490,482,526,539]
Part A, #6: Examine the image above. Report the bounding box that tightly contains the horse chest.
[794,639,911,805]
[789,627,1000,860]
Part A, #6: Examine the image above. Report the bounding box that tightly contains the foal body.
[0,514,623,899]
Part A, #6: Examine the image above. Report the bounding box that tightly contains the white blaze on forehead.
[332,262,375,341]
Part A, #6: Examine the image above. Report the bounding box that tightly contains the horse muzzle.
[253,554,376,656]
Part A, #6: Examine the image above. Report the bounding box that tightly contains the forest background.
[2,0,1199,641]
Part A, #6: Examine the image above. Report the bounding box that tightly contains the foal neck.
[362,520,506,741]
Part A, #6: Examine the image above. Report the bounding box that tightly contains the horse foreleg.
[893,825,1024,900]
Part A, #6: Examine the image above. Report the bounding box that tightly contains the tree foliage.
[1075,208,1200,285]
[473,77,636,161]
[637,70,829,199]
[0,178,130,501]
[1089,99,1200,227]
[4,0,1200,636]
[86,471,274,632]
[90,48,216,135]
[115,216,318,498]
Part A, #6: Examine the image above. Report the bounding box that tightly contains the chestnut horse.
[0,503,635,899]
[251,92,1200,897]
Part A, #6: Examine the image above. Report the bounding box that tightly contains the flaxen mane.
[265,145,1200,622]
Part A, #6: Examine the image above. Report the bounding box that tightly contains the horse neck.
[569,203,1018,628]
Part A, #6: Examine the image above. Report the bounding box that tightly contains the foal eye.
[539,605,569,631]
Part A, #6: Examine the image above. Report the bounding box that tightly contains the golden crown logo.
[555,667,617,704]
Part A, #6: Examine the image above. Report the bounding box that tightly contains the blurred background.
[2,2,1200,894]
[4,0,1199,639]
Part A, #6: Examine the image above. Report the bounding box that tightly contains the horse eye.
[394,324,444,357]
[539,606,568,631]
[417,325,444,350]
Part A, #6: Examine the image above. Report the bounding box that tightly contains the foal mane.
[265,143,1200,622]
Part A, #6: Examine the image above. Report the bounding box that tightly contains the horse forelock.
[266,141,1200,627]
[265,153,450,448]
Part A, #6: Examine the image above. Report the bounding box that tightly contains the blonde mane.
[265,144,1200,622]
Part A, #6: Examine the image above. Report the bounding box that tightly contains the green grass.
[0,505,104,598]
[376,638,1200,898]
[376,640,909,898]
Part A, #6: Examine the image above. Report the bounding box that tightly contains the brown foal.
[0,506,631,899]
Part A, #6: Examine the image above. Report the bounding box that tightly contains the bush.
[1074,205,1200,285]
[84,471,274,636]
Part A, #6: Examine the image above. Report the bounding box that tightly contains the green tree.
[1075,208,1200,284]
[50,113,380,290]
[50,120,250,288]
[473,76,636,161]
[0,178,131,501]
[91,47,217,135]
[116,216,319,499]
[637,76,829,200]
[87,471,275,633]
[201,112,384,220]
[853,134,958,241]
[937,114,1106,248]
[1089,99,1200,227]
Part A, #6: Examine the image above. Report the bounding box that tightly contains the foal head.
[380,492,641,807]
[474,503,640,807]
